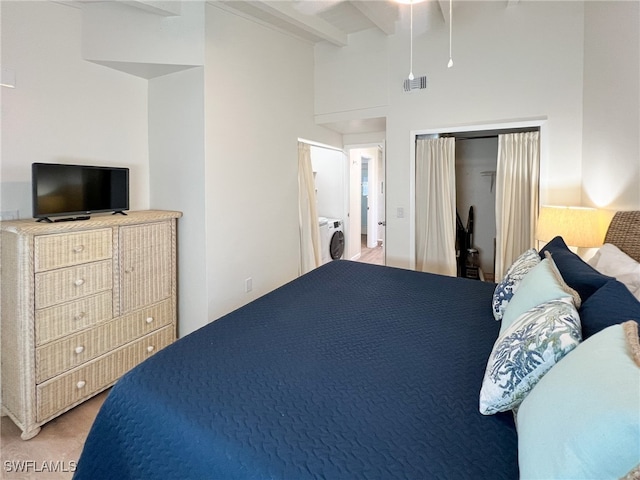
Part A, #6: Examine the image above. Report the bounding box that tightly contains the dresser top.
[1,210,182,235]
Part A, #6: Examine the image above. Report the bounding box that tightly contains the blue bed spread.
[75,260,518,479]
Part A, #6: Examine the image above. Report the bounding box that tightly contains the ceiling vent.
[403,75,427,92]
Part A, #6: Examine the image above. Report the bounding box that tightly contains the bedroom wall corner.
[149,67,208,338]
[203,4,341,326]
[582,0,640,210]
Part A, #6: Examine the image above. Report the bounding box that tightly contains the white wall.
[204,5,341,324]
[148,67,208,337]
[316,1,587,268]
[582,1,640,210]
[0,1,149,219]
[81,1,204,70]
[315,28,389,115]
[310,145,345,220]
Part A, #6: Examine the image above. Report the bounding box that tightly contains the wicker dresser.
[1,210,181,440]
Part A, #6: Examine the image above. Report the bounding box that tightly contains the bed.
[74,211,640,479]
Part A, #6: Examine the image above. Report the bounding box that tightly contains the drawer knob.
[74,312,87,321]
[74,278,85,287]
[146,345,155,353]
[72,245,85,253]
[74,345,84,354]
[76,380,86,389]
[145,317,154,324]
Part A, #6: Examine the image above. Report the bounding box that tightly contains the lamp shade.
[537,206,607,248]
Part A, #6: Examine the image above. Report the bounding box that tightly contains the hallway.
[357,235,384,266]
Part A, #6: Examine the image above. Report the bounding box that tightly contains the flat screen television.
[32,163,129,222]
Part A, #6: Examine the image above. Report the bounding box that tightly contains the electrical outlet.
[245,277,253,293]
[396,207,404,219]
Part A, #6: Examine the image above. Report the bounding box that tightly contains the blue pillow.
[579,279,640,340]
[540,236,612,303]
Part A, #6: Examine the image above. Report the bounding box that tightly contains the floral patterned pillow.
[492,249,541,321]
[479,298,581,415]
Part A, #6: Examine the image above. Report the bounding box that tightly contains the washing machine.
[326,218,345,261]
[318,217,330,264]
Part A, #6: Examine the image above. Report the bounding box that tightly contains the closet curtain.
[415,137,457,276]
[298,142,322,275]
[495,131,540,279]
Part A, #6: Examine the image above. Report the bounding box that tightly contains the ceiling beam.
[351,1,396,36]
[437,0,449,25]
[121,0,182,16]
[233,1,349,47]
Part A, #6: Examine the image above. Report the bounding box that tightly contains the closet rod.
[445,135,498,141]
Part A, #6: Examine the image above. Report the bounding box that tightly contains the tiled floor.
[1,390,108,479]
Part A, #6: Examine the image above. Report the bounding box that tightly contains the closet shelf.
[481,171,496,192]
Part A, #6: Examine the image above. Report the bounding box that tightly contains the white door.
[376,144,386,251]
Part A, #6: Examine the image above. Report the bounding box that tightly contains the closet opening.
[413,124,541,281]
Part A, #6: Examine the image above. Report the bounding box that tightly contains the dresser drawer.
[35,291,113,346]
[35,260,112,309]
[34,229,112,272]
[36,326,174,422]
[36,300,174,383]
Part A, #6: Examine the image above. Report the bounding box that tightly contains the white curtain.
[495,131,540,279]
[415,137,457,276]
[298,142,322,275]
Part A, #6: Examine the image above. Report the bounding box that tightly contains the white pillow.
[588,243,640,301]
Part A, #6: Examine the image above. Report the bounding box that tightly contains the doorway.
[454,135,499,282]
[347,143,385,265]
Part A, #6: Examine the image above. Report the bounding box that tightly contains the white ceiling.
[216,1,403,46]
[58,0,462,45]
[57,0,516,135]
[213,0,474,47]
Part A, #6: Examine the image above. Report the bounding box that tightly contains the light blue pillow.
[500,254,581,334]
[492,248,540,321]
[517,321,640,479]
[479,298,581,415]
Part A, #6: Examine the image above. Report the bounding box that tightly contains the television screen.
[32,163,129,221]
